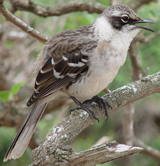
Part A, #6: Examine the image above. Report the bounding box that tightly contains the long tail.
[3,101,48,162]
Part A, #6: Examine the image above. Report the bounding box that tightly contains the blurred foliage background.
[0,0,160,166]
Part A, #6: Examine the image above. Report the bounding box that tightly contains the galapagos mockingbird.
[4,4,155,161]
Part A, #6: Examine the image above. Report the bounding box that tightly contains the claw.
[85,95,112,121]
[70,96,99,122]
[70,95,112,121]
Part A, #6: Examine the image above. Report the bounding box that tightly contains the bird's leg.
[70,96,99,122]
[83,95,112,120]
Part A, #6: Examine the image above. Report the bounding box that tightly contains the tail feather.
[3,102,48,162]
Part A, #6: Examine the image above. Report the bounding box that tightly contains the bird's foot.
[83,95,112,121]
[70,96,99,122]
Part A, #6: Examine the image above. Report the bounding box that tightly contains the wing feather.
[27,25,98,107]
[27,76,71,106]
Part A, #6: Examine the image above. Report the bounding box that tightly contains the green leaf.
[5,41,13,49]
[0,91,10,102]
[11,82,25,95]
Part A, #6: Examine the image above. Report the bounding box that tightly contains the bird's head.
[95,4,155,43]
[104,4,155,32]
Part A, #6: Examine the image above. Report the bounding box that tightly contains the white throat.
[94,16,140,51]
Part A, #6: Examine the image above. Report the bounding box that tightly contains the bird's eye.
[121,15,129,23]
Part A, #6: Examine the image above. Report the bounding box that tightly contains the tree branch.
[0,0,159,164]
[129,42,142,81]
[136,31,160,43]
[69,142,143,166]
[10,0,106,17]
[31,71,160,165]
[0,0,48,43]
[127,0,157,11]
[123,41,143,145]
[134,137,160,161]
[123,103,134,145]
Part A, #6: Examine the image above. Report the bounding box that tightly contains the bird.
[4,4,155,162]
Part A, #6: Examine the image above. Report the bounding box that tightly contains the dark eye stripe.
[110,16,135,30]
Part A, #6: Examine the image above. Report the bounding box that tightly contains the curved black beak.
[133,19,156,32]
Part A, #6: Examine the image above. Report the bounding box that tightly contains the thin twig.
[0,1,48,43]
[127,0,157,11]
[145,31,160,41]
[52,104,69,128]
[134,136,160,161]
[136,31,160,43]
[1,102,12,118]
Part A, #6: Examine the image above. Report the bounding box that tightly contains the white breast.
[66,41,128,100]
[66,16,140,100]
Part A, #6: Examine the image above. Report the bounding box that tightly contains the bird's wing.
[27,27,97,106]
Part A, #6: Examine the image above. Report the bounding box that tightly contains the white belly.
[67,56,126,100]
[67,68,118,100]
[67,41,128,100]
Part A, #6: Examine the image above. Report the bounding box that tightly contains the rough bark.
[31,72,160,165]
[9,0,106,17]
